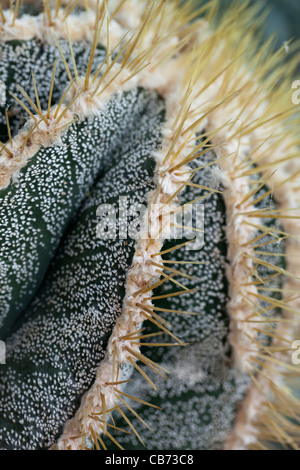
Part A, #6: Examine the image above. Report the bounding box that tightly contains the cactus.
[0,0,299,451]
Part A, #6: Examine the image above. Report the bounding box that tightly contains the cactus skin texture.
[0,0,299,451]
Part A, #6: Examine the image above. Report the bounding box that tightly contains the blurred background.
[215,0,300,47]
[258,0,300,47]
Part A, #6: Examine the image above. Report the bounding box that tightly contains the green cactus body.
[0,0,299,451]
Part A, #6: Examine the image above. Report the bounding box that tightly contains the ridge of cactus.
[0,0,299,451]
